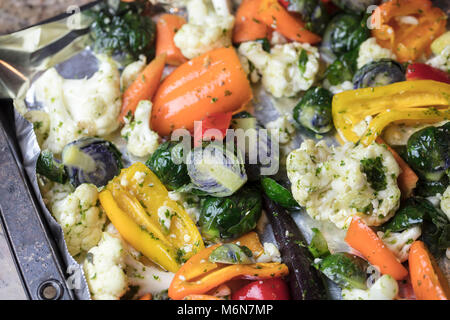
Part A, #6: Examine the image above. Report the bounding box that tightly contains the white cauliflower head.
[287,140,401,229]
[83,232,128,300]
[238,41,319,98]
[52,183,106,258]
[121,100,160,158]
[34,54,121,154]
[120,55,147,91]
[173,0,234,59]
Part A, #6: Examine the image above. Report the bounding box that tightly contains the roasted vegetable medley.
[23,0,450,300]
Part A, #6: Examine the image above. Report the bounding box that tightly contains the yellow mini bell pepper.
[332,80,450,146]
[99,162,204,273]
[168,232,289,300]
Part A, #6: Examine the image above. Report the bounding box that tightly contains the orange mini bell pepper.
[151,47,252,136]
[371,0,446,62]
[168,232,289,300]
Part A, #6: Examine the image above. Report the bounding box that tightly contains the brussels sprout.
[261,177,298,209]
[316,253,368,290]
[353,59,405,89]
[284,0,330,35]
[88,0,156,65]
[62,138,123,187]
[36,150,68,184]
[324,47,359,85]
[209,243,254,264]
[293,87,334,134]
[186,142,247,197]
[146,141,190,190]
[406,122,449,182]
[199,184,262,242]
[415,175,449,198]
[323,14,369,57]
[331,0,380,14]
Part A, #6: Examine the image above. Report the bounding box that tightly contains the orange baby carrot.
[156,14,188,66]
[233,0,271,44]
[409,241,450,300]
[257,0,321,44]
[119,53,166,122]
[345,216,408,281]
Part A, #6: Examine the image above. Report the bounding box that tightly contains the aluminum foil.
[1,0,448,301]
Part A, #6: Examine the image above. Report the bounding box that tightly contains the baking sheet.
[1,0,448,300]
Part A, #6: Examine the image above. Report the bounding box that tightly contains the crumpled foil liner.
[2,0,448,300]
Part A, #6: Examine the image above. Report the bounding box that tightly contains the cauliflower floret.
[378,226,422,262]
[239,41,319,98]
[287,140,401,229]
[441,186,450,221]
[341,275,398,300]
[323,79,354,95]
[256,242,281,263]
[265,115,296,144]
[357,38,397,69]
[239,54,261,83]
[173,0,234,59]
[120,55,146,91]
[83,232,128,300]
[52,184,106,258]
[121,100,159,158]
[41,181,74,208]
[24,110,50,147]
[427,45,450,73]
[34,54,121,154]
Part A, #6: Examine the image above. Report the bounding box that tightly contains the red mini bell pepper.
[406,63,450,84]
[231,278,290,300]
[193,112,233,147]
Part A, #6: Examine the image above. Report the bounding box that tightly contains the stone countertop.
[0,0,92,35]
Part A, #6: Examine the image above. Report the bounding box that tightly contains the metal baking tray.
[0,0,448,301]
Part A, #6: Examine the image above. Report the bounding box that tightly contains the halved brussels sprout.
[146,141,190,190]
[209,243,254,264]
[284,0,330,35]
[322,13,369,58]
[293,86,334,134]
[62,138,123,187]
[353,59,405,89]
[199,184,262,242]
[406,122,449,182]
[186,142,247,197]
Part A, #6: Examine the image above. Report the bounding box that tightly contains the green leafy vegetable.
[199,184,262,242]
[255,38,271,53]
[88,0,156,65]
[308,228,330,259]
[146,141,190,190]
[360,156,387,192]
[261,177,298,209]
[284,0,330,34]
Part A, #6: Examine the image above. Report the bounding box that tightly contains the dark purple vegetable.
[62,137,123,187]
[263,195,328,300]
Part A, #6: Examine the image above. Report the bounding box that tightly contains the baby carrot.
[409,241,450,300]
[119,53,166,123]
[345,216,408,281]
[257,0,321,44]
[156,14,188,66]
[233,0,271,44]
